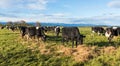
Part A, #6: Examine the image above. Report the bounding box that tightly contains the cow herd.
[92,26,120,42]
[1,25,120,48]
[19,26,85,48]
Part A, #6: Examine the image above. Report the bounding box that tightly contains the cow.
[105,27,120,42]
[91,27,105,35]
[19,26,46,41]
[62,27,85,48]
[6,26,17,32]
[36,26,46,41]
[0,26,4,29]
[26,26,36,39]
[40,26,48,33]
[19,26,27,38]
[54,26,60,37]
[9,26,16,32]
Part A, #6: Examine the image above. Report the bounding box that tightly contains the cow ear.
[83,35,86,38]
[80,34,86,38]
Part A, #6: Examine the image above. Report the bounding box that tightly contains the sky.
[0,0,120,25]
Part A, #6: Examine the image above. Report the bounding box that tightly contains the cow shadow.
[46,35,62,42]
[0,33,19,35]
[87,41,120,47]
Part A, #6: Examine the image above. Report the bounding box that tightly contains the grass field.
[1,27,120,66]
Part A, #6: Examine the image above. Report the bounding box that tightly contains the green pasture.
[0,27,120,66]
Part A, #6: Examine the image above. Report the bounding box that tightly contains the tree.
[6,21,13,26]
[19,20,28,26]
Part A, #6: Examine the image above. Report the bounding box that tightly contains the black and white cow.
[54,26,60,37]
[62,27,85,48]
[105,27,120,42]
[26,26,36,39]
[6,26,17,32]
[91,27,105,35]
[9,26,16,32]
[36,26,46,41]
[19,26,46,41]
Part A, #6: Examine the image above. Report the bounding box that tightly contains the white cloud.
[108,0,120,8]
[1,13,120,26]
[26,0,49,10]
[0,12,72,23]
[0,0,51,10]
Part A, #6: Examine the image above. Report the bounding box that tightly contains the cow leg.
[108,37,111,43]
[57,32,59,37]
[72,41,74,48]
[21,34,24,38]
[108,35,113,43]
[26,34,29,40]
[98,32,100,35]
[56,33,58,37]
[22,33,25,39]
[29,36,32,41]
[36,36,40,44]
[71,39,74,48]
[34,36,35,39]
[37,36,39,42]
[33,36,36,41]
[75,41,77,48]
[57,33,58,37]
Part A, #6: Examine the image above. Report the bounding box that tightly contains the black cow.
[0,26,4,29]
[54,26,60,37]
[92,27,105,35]
[105,27,120,42]
[19,26,27,38]
[62,27,85,48]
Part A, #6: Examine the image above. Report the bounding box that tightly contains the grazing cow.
[20,26,46,41]
[19,26,27,38]
[54,26,60,37]
[26,27,36,39]
[0,26,4,29]
[6,26,16,32]
[62,27,85,48]
[6,26,9,30]
[41,26,47,32]
[105,27,120,42]
[36,27,46,41]
[91,27,105,35]
[9,26,16,32]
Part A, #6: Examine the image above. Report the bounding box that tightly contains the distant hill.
[0,22,109,27]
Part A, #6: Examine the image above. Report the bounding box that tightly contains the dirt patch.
[23,40,117,62]
[102,46,116,54]
[72,45,92,62]
[38,44,50,54]
[56,45,117,62]
[56,45,94,62]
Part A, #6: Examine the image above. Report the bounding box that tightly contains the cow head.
[78,34,86,44]
[105,28,112,38]
[41,35,46,41]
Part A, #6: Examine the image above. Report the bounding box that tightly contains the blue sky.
[0,0,120,25]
